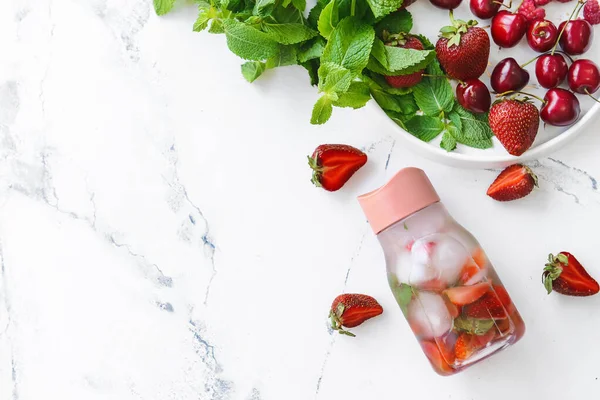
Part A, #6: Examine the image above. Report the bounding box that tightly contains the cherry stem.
[520,50,575,68]
[551,0,586,56]
[496,90,546,104]
[494,0,512,9]
[585,89,600,104]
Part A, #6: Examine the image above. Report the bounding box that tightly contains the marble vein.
[385,140,397,171]
[527,158,600,205]
[167,144,217,305]
[108,235,173,287]
[316,230,368,397]
[188,319,232,400]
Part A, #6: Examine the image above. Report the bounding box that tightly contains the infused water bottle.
[358,168,525,376]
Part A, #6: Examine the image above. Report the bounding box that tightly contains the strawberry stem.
[551,0,586,56]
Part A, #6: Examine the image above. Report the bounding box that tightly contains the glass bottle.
[358,167,525,376]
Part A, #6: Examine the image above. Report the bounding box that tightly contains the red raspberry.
[584,0,600,25]
[534,0,551,5]
[518,0,546,22]
[555,0,574,2]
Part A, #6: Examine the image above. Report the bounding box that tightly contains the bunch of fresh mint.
[153,0,493,152]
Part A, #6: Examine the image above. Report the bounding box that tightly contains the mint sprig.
[154,0,495,151]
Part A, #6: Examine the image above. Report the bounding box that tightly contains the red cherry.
[540,88,581,127]
[558,19,594,55]
[429,0,463,9]
[568,59,600,95]
[491,11,528,48]
[456,79,492,113]
[470,0,501,19]
[526,20,558,53]
[491,58,530,93]
[535,54,569,89]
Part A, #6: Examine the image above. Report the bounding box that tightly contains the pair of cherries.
[470,2,594,54]
[457,57,599,126]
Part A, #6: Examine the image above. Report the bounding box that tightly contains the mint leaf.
[448,110,463,132]
[318,62,352,93]
[223,19,279,60]
[322,17,375,76]
[451,105,494,149]
[265,45,297,68]
[404,115,445,141]
[370,38,388,69]
[333,82,371,108]
[272,3,304,23]
[209,19,225,34]
[388,274,413,316]
[263,23,318,44]
[241,61,267,82]
[154,0,175,15]
[254,0,276,16]
[415,34,435,50]
[386,111,410,130]
[454,316,495,336]
[301,60,320,86]
[311,95,334,124]
[412,63,453,116]
[366,73,413,95]
[193,13,210,32]
[292,0,307,10]
[386,47,436,74]
[318,0,339,39]
[440,131,457,151]
[366,47,436,76]
[375,9,413,36]
[364,75,416,113]
[298,37,326,63]
[308,2,325,29]
[366,0,403,19]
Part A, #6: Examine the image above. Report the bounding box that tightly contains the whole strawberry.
[308,144,367,192]
[489,99,540,156]
[329,294,383,336]
[487,164,538,201]
[436,12,490,81]
[584,0,600,25]
[385,34,425,88]
[543,252,599,296]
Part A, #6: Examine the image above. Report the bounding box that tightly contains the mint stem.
[351,0,356,16]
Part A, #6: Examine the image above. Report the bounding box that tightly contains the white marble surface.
[1,1,600,399]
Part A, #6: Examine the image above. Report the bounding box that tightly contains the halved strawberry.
[542,252,600,296]
[443,282,491,306]
[455,329,496,361]
[458,248,487,284]
[308,144,367,192]
[462,285,512,319]
[329,294,383,337]
[421,340,454,375]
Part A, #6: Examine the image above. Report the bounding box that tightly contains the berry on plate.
[489,99,540,156]
[436,12,490,81]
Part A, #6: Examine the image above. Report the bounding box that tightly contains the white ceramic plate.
[377,1,600,169]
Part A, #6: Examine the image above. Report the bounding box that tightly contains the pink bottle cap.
[358,167,440,234]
